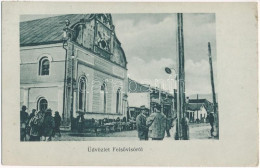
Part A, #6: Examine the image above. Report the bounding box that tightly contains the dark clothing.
[36,111,45,137]
[181,117,189,140]
[20,111,29,124]
[209,114,215,124]
[42,113,55,137]
[136,114,148,140]
[30,136,40,141]
[209,114,215,136]
[77,115,85,133]
[54,114,61,136]
[210,122,214,136]
[166,130,171,137]
[166,117,173,137]
[166,118,173,130]
[152,138,163,140]
[20,111,29,141]
[28,113,35,121]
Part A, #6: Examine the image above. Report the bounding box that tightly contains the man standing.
[147,104,166,140]
[208,112,215,137]
[20,105,29,141]
[136,105,149,140]
[42,109,55,141]
[29,111,41,141]
[166,111,174,137]
[53,111,62,137]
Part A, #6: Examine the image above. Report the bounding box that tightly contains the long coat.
[136,114,148,140]
[42,113,55,137]
[147,112,167,139]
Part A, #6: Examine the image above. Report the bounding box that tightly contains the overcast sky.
[21,13,217,96]
[112,13,217,95]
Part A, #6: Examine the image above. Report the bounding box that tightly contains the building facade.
[186,98,214,123]
[128,78,175,120]
[20,14,128,129]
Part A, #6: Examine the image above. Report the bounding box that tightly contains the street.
[52,123,215,141]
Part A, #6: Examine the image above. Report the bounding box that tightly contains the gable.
[71,14,127,68]
[20,14,127,68]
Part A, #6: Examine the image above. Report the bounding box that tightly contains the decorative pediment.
[70,14,127,68]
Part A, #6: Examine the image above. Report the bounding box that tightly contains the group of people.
[136,104,174,141]
[20,105,62,141]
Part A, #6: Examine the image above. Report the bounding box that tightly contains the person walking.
[208,112,215,137]
[53,111,62,137]
[136,105,149,140]
[147,104,166,140]
[20,105,29,141]
[28,111,41,141]
[42,109,55,141]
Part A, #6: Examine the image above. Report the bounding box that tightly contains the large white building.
[20,14,128,129]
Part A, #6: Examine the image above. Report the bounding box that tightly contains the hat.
[140,105,148,110]
[155,104,161,109]
[46,108,52,113]
[55,111,59,114]
[21,105,27,110]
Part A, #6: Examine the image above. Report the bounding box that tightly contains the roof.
[187,103,204,111]
[128,78,150,93]
[189,99,209,104]
[188,98,214,113]
[20,14,91,46]
[128,78,174,98]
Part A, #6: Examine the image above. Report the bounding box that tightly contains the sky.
[21,13,217,96]
[112,13,217,96]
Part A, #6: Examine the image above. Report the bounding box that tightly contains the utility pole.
[208,42,219,138]
[177,13,188,140]
[197,94,199,122]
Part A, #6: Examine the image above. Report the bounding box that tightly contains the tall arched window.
[100,83,106,113]
[116,88,121,113]
[37,97,48,111]
[39,57,50,75]
[78,77,86,111]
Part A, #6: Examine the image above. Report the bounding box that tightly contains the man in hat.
[20,105,29,141]
[136,105,149,140]
[147,104,166,140]
[208,112,215,137]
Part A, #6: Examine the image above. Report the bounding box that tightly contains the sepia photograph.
[2,2,258,166]
[20,13,218,141]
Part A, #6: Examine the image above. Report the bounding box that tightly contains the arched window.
[39,57,50,75]
[78,77,86,111]
[116,88,121,113]
[100,83,106,113]
[37,97,48,111]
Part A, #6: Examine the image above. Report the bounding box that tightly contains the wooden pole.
[177,13,187,139]
[197,94,199,121]
[208,42,219,138]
